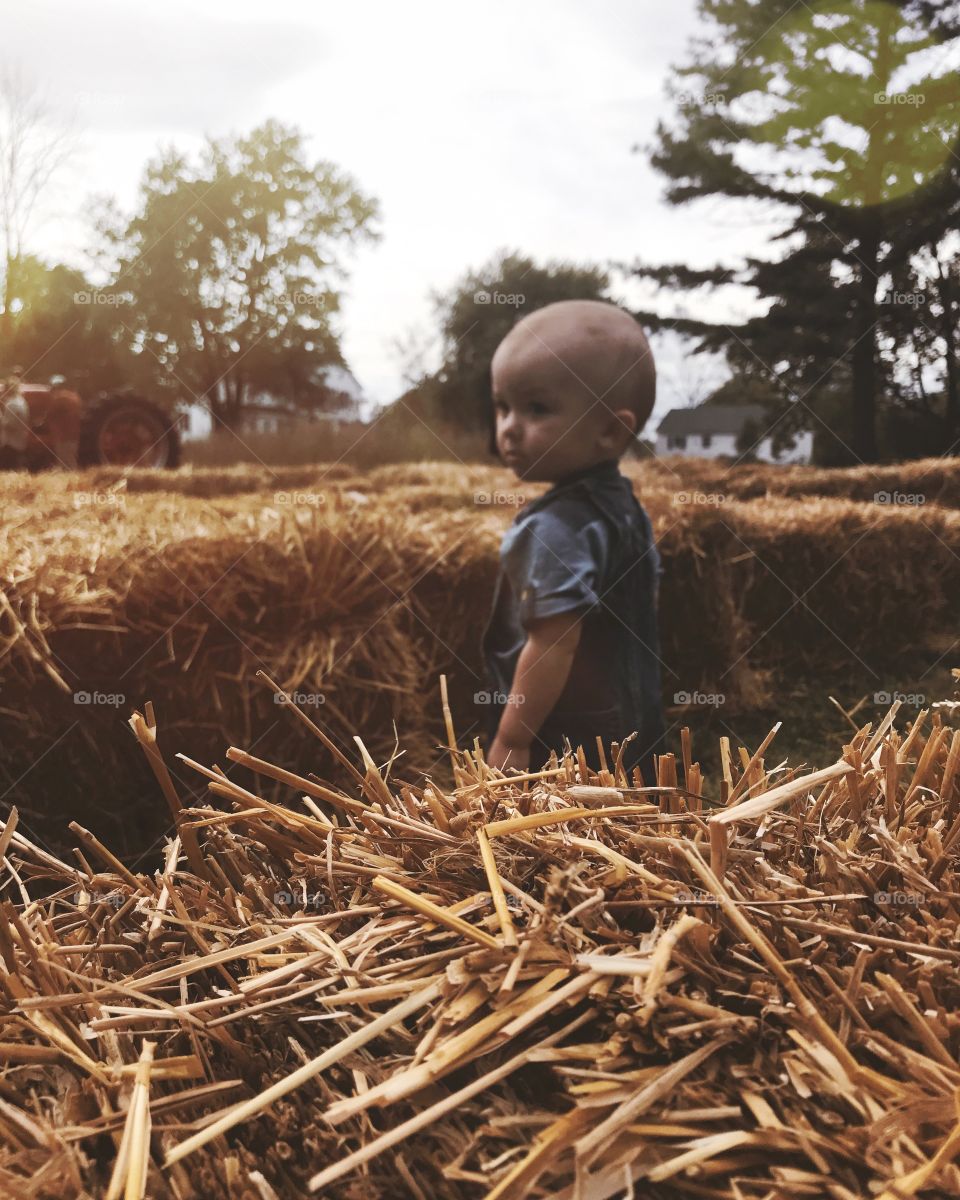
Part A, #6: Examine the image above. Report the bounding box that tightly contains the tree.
[908,1,960,37]
[0,253,130,390]
[0,64,76,344]
[883,239,960,440]
[96,120,379,430]
[425,249,610,438]
[633,0,960,462]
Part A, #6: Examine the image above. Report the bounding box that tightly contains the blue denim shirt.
[479,458,667,783]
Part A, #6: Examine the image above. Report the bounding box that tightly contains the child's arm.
[487,610,583,770]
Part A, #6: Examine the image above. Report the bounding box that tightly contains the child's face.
[492,351,626,483]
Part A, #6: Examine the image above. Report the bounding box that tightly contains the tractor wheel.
[77,393,181,469]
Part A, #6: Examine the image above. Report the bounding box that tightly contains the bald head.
[491,300,656,439]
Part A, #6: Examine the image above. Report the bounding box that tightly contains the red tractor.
[0,376,181,470]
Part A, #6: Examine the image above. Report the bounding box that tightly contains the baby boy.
[478,299,667,785]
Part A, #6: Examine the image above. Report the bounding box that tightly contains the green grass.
[669,635,957,797]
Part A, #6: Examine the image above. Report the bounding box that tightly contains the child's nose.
[499,411,520,439]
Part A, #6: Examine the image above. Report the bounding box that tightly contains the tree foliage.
[96,119,379,429]
[424,249,610,441]
[634,0,960,462]
[0,254,130,389]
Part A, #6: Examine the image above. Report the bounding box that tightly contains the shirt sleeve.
[502,507,611,629]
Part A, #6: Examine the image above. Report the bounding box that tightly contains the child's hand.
[487,735,530,773]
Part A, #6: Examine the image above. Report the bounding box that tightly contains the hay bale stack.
[365,463,505,491]
[1,680,959,1197]
[2,462,959,852]
[0,481,489,850]
[629,455,960,507]
[647,493,960,691]
[82,462,368,498]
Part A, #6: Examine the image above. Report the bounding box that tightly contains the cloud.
[6,0,771,407]
[5,0,323,133]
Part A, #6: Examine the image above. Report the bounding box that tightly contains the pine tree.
[633,0,960,462]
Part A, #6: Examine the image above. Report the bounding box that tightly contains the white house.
[180,364,367,440]
[655,403,813,465]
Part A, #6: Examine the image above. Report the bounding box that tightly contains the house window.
[668,435,687,450]
[701,434,712,448]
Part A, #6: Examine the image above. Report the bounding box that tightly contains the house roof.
[250,364,366,419]
[317,364,365,403]
[657,404,770,437]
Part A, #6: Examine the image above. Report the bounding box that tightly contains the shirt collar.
[545,457,621,494]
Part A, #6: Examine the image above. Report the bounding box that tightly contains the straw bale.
[0,677,959,1197]
[2,463,959,855]
[627,454,960,507]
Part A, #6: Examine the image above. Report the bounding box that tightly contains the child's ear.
[601,408,637,452]
[613,408,639,439]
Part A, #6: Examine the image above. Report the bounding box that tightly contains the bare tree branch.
[0,63,77,322]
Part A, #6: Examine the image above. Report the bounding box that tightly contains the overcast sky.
[3,0,790,420]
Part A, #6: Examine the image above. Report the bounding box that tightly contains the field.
[1,454,960,1197]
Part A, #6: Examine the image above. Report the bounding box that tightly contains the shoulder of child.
[500,498,614,603]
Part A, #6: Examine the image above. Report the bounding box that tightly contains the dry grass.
[0,681,959,1197]
[1,455,959,1195]
[0,458,957,857]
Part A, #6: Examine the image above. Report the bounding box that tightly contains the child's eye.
[527,401,550,416]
